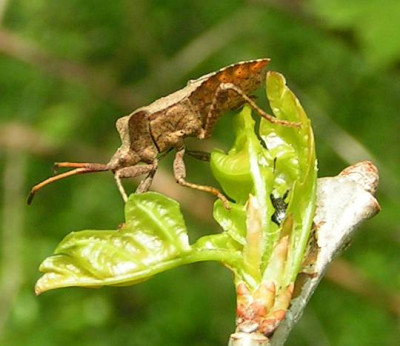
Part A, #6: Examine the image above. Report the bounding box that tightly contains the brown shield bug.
[28,58,299,207]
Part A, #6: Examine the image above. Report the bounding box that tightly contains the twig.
[270,161,380,345]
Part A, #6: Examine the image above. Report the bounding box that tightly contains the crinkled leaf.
[210,72,317,287]
[213,201,247,246]
[261,71,317,284]
[36,192,245,294]
[210,107,277,279]
[36,192,191,294]
[210,109,274,205]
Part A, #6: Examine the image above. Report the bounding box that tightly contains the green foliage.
[211,72,317,287]
[36,72,317,323]
[1,0,399,345]
[36,193,191,292]
[309,0,400,68]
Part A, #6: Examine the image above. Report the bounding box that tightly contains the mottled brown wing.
[188,58,270,122]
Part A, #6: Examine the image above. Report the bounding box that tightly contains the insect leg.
[186,150,210,162]
[200,83,301,139]
[136,160,159,193]
[114,163,157,202]
[173,147,230,209]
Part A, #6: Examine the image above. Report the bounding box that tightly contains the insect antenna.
[27,162,109,205]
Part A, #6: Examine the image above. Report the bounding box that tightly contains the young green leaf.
[262,71,317,285]
[35,192,192,294]
[210,71,317,289]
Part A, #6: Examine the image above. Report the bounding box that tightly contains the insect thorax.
[148,99,203,152]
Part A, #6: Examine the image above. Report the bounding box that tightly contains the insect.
[28,58,299,207]
[271,191,289,225]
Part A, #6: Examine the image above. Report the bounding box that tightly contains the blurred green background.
[0,0,399,345]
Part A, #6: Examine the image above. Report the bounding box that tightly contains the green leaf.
[262,71,317,285]
[210,106,278,284]
[36,192,244,294]
[213,201,247,246]
[35,192,191,294]
[210,108,274,205]
[210,71,317,287]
